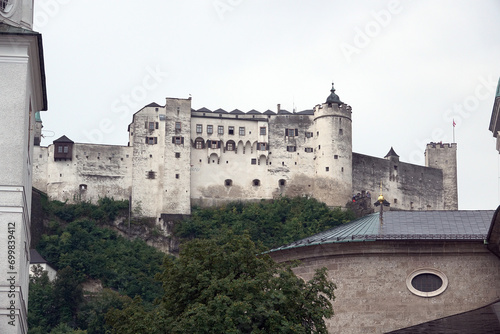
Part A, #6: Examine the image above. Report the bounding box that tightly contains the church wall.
[352,152,445,210]
[270,241,500,334]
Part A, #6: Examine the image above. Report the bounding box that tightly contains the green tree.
[107,233,336,334]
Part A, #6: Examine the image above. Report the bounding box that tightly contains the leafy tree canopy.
[107,233,336,334]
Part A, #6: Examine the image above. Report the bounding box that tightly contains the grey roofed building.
[272,210,494,252]
[268,208,500,333]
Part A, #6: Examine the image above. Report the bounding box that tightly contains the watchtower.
[425,142,458,210]
[313,84,353,207]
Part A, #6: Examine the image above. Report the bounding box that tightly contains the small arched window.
[194,138,204,149]
[279,179,286,187]
[252,179,260,186]
[225,179,232,186]
[226,140,235,151]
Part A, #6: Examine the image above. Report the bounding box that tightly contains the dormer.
[53,135,74,161]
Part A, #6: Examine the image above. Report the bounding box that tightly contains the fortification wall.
[352,153,444,210]
[40,143,132,203]
[425,142,458,210]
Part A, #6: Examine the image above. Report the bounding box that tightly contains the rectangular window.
[195,140,203,149]
[251,158,257,165]
[175,122,181,131]
[172,136,184,145]
[239,127,245,136]
[257,142,267,151]
[63,146,68,153]
[227,142,234,151]
[228,126,234,135]
[285,128,298,137]
[339,128,343,135]
[149,122,155,130]
[207,125,213,134]
[175,152,180,158]
[175,174,180,179]
[287,146,296,152]
[305,132,313,138]
[304,147,313,153]
[218,125,224,135]
[211,141,219,149]
[147,171,156,179]
[260,127,266,135]
[196,124,202,133]
[334,155,338,159]
[146,137,158,145]
[326,167,329,172]
[57,146,63,153]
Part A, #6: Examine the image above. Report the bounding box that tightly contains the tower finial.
[326,82,343,105]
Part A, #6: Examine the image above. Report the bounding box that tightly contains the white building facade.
[0,1,47,333]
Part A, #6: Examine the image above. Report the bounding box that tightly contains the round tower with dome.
[313,83,353,207]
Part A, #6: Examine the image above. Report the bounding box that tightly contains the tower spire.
[326,82,343,105]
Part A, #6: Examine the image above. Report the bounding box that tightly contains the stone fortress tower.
[33,84,459,223]
[313,84,353,207]
[0,0,48,333]
[425,142,458,210]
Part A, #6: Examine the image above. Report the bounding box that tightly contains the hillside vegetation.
[29,196,353,333]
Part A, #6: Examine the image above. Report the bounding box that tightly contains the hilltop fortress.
[33,85,458,223]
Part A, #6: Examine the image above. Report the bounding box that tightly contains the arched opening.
[194,137,205,149]
[225,179,232,186]
[226,140,236,151]
[252,179,260,186]
[279,179,286,187]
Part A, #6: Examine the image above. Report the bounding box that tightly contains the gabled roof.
[30,249,47,264]
[197,107,212,113]
[144,102,162,108]
[230,109,244,114]
[53,135,74,143]
[263,109,276,115]
[247,109,260,114]
[278,109,291,114]
[213,108,228,114]
[270,210,494,252]
[384,147,400,158]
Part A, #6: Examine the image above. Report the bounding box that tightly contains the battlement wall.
[352,152,445,210]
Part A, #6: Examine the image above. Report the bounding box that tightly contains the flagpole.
[453,119,456,143]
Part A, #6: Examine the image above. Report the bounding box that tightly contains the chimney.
[277,104,281,114]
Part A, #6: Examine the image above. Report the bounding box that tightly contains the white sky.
[33,0,500,210]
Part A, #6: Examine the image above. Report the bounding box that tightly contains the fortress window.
[175,152,180,158]
[196,124,202,133]
[218,126,224,135]
[394,199,398,204]
[257,142,267,151]
[175,122,181,131]
[252,179,260,186]
[341,167,344,172]
[279,179,286,186]
[207,125,213,134]
[159,114,166,121]
[228,126,234,135]
[339,129,343,135]
[195,138,204,149]
[317,131,319,136]
[210,140,220,149]
[251,158,257,165]
[239,127,245,136]
[155,108,159,111]
[334,155,338,159]
[326,167,329,172]
[175,174,180,179]
[148,122,155,130]
[147,171,156,179]
[318,145,321,150]
[285,128,298,137]
[305,132,313,138]
[226,141,235,151]
[305,147,313,153]
[287,146,296,152]
[394,165,398,170]
[260,127,267,135]
[79,184,87,191]
[225,179,232,186]
[146,137,158,145]
[172,136,184,145]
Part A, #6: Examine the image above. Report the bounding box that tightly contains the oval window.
[411,273,442,292]
[406,269,448,297]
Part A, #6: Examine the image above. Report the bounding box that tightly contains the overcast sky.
[33,0,500,210]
